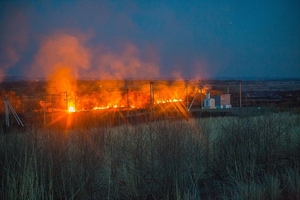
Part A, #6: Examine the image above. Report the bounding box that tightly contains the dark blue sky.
[1,0,299,80]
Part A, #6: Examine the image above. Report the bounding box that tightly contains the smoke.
[0,8,29,82]
[30,30,162,81]
[90,42,160,79]
[28,29,212,110]
[171,71,185,81]
[194,61,211,80]
[30,31,91,79]
[0,70,4,83]
[46,66,76,95]
[29,31,92,109]
[29,30,163,110]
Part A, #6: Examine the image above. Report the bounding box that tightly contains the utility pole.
[75,93,77,111]
[150,81,154,107]
[200,80,203,109]
[5,96,9,127]
[185,80,189,111]
[75,92,78,123]
[3,95,24,128]
[125,81,129,119]
[239,81,242,107]
[64,91,68,110]
[150,81,154,120]
[51,94,55,122]
[43,98,46,125]
[227,84,229,94]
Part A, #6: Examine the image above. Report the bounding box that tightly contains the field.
[0,109,300,199]
[1,79,300,199]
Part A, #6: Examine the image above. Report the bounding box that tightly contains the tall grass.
[0,111,299,199]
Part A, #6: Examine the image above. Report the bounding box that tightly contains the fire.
[93,106,109,110]
[40,79,206,113]
[155,99,183,104]
[68,106,76,112]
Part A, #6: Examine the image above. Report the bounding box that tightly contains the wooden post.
[239,81,242,107]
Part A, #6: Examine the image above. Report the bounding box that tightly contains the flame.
[93,106,109,110]
[40,79,207,112]
[68,106,76,112]
[155,99,183,104]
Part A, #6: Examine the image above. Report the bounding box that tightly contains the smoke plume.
[30,31,91,79]
[90,42,160,80]
[0,8,29,82]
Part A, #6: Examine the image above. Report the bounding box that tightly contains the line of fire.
[1,79,300,131]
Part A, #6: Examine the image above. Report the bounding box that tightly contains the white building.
[203,92,216,109]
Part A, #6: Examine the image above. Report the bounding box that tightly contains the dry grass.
[0,111,299,199]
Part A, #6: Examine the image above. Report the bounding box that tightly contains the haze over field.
[0,0,300,82]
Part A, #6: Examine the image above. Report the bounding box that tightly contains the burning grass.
[0,111,300,199]
[38,79,206,113]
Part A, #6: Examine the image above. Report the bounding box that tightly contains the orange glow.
[93,106,109,110]
[155,99,183,104]
[41,79,206,113]
[68,106,76,112]
[32,32,210,115]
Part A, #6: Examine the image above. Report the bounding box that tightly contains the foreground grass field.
[0,111,300,199]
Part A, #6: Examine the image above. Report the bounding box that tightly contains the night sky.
[1,0,299,80]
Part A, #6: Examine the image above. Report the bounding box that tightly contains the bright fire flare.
[155,99,183,104]
[41,79,204,112]
[68,106,76,112]
[94,106,109,110]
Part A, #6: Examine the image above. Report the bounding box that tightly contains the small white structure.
[203,92,215,109]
